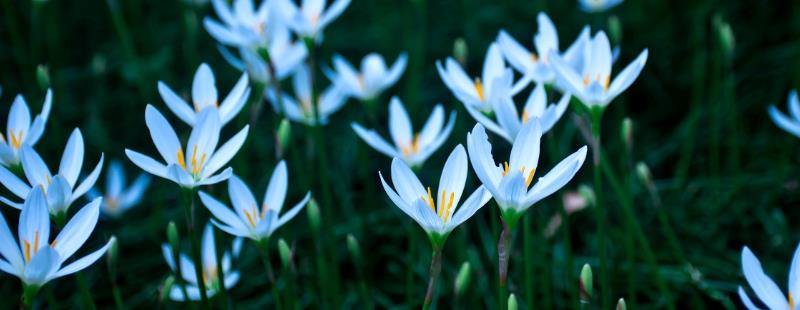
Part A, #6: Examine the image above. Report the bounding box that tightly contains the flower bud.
[580,264,593,303]
[346,234,362,263]
[167,221,180,250]
[620,117,633,149]
[159,276,176,302]
[507,293,518,310]
[306,199,321,233]
[616,298,627,310]
[277,119,291,152]
[277,238,292,269]
[578,184,596,208]
[36,65,50,91]
[454,38,468,66]
[636,162,653,187]
[107,236,119,280]
[714,16,735,58]
[454,262,472,297]
[607,16,623,44]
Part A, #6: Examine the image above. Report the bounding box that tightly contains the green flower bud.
[346,234,362,263]
[454,261,472,297]
[714,16,735,58]
[580,264,593,303]
[277,119,291,152]
[507,293,518,310]
[636,162,653,187]
[107,236,119,280]
[621,117,633,149]
[616,298,627,310]
[277,238,292,269]
[36,65,50,91]
[607,16,623,44]
[167,222,180,250]
[306,199,321,233]
[159,276,176,302]
[454,38,468,65]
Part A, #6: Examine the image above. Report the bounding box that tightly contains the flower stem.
[523,214,534,308]
[21,284,40,309]
[76,272,97,310]
[257,239,283,310]
[588,107,610,310]
[170,236,191,302]
[181,188,209,307]
[214,229,230,309]
[422,247,442,310]
[497,219,512,310]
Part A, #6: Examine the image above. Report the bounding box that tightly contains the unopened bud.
[36,65,50,91]
[636,162,653,187]
[507,293,518,310]
[346,234,362,263]
[306,199,321,233]
[578,184,596,207]
[277,119,291,151]
[107,236,118,280]
[621,117,633,149]
[454,262,472,296]
[454,38,468,65]
[714,16,735,58]
[616,298,627,310]
[580,264,593,303]
[159,276,176,302]
[167,222,180,250]
[607,16,623,44]
[277,238,291,269]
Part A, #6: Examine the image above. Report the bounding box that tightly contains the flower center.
[176,145,207,177]
[582,74,610,91]
[401,134,422,157]
[243,203,270,228]
[474,78,486,101]
[530,52,538,64]
[501,162,536,188]
[521,110,530,124]
[420,187,456,223]
[193,100,218,113]
[7,129,24,150]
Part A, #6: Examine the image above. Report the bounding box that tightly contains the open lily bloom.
[0,90,53,168]
[199,161,311,241]
[466,80,569,143]
[277,0,351,40]
[325,53,407,101]
[0,187,113,288]
[220,21,309,84]
[204,0,279,49]
[768,90,800,138]
[266,65,348,126]
[467,121,587,227]
[497,14,589,86]
[579,0,623,13]
[125,105,249,189]
[352,97,456,168]
[437,43,517,114]
[162,224,243,301]
[87,160,151,218]
[0,129,103,216]
[738,245,800,310]
[158,63,250,127]
[379,145,492,247]
[550,30,648,108]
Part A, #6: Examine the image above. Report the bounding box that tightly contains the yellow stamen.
[502,162,510,176]
[243,208,256,228]
[50,239,57,248]
[23,240,31,263]
[521,110,529,124]
[33,232,40,255]
[401,134,422,157]
[176,148,187,170]
[423,187,435,211]
[9,130,23,150]
[442,192,455,223]
[601,75,610,90]
[582,75,590,86]
[525,168,536,188]
[438,190,446,218]
[530,52,538,63]
[790,293,796,309]
[261,203,269,220]
[189,145,207,176]
[474,78,485,101]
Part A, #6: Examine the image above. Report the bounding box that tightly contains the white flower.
[222,24,309,84]
[0,129,104,216]
[465,82,569,143]
[0,90,53,167]
[125,105,249,189]
[204,0,278,49]
[199,161,311,241]
[87,160,151,218]
[352,97,455,168]
[0,187,113,287]
[158,63,251,127]
[550,30,648,108]
[466,121,587,227]
[768,90,800,139]
[266,65,348,126]
[379,145,492,246]
[325,53,407,101]
[162,224,243,301]
[277,0,351,39]
[497,13,590,86]
[579,0,623,13]
[437,43,517,113]
[738,245,800,310]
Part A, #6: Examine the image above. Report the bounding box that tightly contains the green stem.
[256,240,283,310]
[170,235,191,303]
[497,219,512,310]
[111,281,125,310]
[76,273,97,310]
[589,107,610,310]
[21,284,40,310]
[523,214,534,308]
[182,188,209,307]
[405,224,416,309]
[422,247,442,310]
[214,229,230,309]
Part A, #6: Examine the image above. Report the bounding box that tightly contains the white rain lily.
[125,105,249,189]
[199,161,311,241]
[0,187,113,288]
[266,65,348,126]
[738,244,800,310]
[352,97,455,168]
[325,53,408,101]
[579,0,623,13]
[497,14,589,85]
[158,63,251,127]
[87,160,151,218]
[162,224,243,301]
[379,145,492,247]
[466,81,570,143]
[467,121,587,228]
[277,0,351,40]
[222,24,309,84]
[204,0,279,49]
[0,129,103,216]
[768,90,800,139]
[0,90,53,168]
[550,31,648,108]
[437,43,517,113]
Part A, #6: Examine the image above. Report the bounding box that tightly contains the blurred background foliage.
[1,0,800,309]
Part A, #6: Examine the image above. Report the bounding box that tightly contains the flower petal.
[53,198,101,261]
[158,81,196,126]
[59,129,85,187]
[263,161,288,213]
[741,246,788,310]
